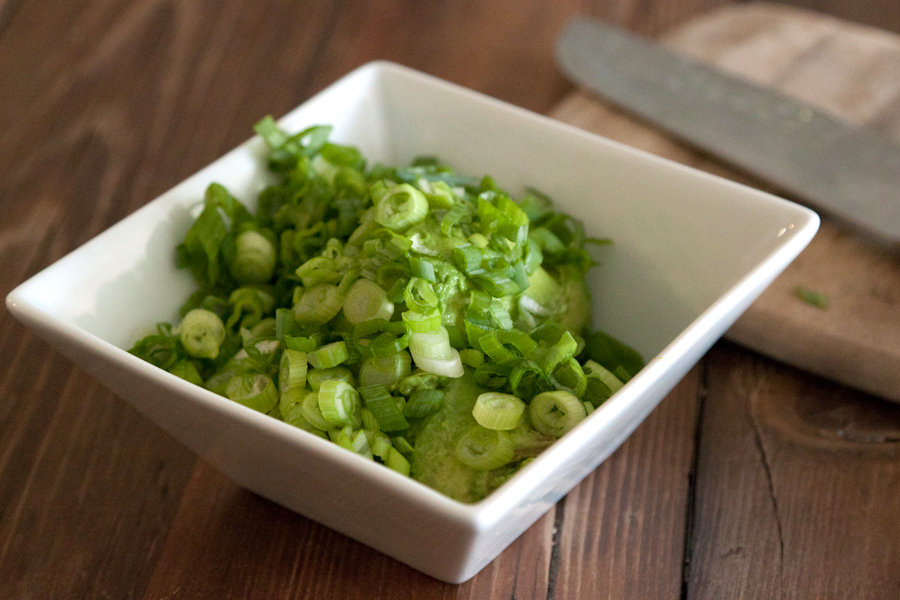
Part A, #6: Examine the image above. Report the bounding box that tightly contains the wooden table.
[2,1,899,598]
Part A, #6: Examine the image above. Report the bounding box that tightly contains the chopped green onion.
[401,309,442,333]
[281,389,328,436]
[509,359,546,401]
[307,366,356,391]
[371,431,393,460]
[529,390,587,437]
[386,447,411,476]
[537,331,578,375]
[280,386,307,417]
[358,384,410,432]
[459,348,485,368]
[343,279,394,324]
[358,351,412,388]
[329,425,354,449]
[404,278,439,313]
[392,436,414,454]
[479,330,537,365]
[230,230,276,284]
[420,179,457,209]
[308,341,350,369]
[548,357,588,398]
[409,326,454,361]
[470,274,521,298]
[279,349,307,392]
[225,373,278,413]
[350,429,374,460]
[226,287,275,329]
[317,380,362,428]
[472,392,525,430]
[455,426,515,471]
[168,360,204,386]
[283,332,323,352]
[300,387,337,431]
[440,201,474,235]
[126,121,649,504]
[180,309,226,359]
[451,244,486,274]
[409,256,437,282]
[412,347,464,378]
[361,407,381,431]
[402,389,444,419]
[352,319,411,358]
[583,359,624,407]
[293,283,343,326]
[295,256,342,287]
[373,183,429,231]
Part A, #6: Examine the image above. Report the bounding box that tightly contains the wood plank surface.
[693,343,900,599]
[1,1,899,598]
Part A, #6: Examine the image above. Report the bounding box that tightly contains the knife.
[556,18,900,244]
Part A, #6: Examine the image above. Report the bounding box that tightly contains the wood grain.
[690,343,900,599]
[2,0,899,598]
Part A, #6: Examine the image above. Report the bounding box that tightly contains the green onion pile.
[129,117,644,502]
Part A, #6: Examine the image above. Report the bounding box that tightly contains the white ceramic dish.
[6,61,818,583]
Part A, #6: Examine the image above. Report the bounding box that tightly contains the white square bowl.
[6,61,818,583]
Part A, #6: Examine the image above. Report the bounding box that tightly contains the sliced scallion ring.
[317,380,362,428]
[343,279,394,325]
[225,373,278,413]
[279,349,308,393]
[472,392,525,431]
[373,183,428,231]
[455,426,514,471]
[529,390,586,437]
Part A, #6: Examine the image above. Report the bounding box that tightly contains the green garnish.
[128,117,646,503]
[795,286,830,310]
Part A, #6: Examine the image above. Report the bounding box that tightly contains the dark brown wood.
[1,1,899,598]
[691,343,900,599]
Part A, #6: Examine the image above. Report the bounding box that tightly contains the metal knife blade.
[556,18,900,244]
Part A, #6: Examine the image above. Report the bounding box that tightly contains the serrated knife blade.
[556,18,900,244]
